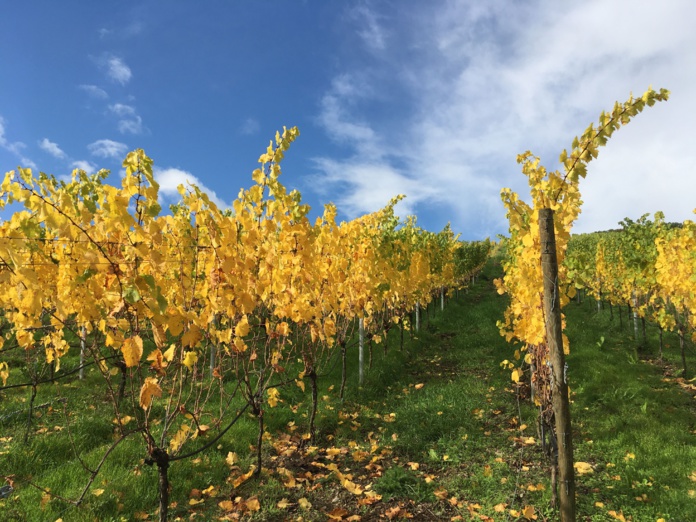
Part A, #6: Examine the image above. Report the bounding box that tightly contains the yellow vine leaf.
[163,344,176,362]
[0,362,8,386]
[267,387,280,408]
[121,336,143,368]
[169,424,191,453]
[139,377,162,409]
[235,315,250,337]
[181,324,202,348]
[182,350,198,369]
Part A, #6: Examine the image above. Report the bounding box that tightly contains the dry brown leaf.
[327,507,349,520]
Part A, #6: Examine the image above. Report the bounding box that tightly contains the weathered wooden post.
[539,208,576,522]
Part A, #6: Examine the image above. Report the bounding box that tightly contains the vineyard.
[1,88,695,521]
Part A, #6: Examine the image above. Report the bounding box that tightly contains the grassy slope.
[0,258,694,521]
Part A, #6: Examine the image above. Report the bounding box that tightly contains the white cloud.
[71,160,97,175]
[240,118,260,135]
[317,74,383,159]
[312,0,696,238]
[0,115,36,168]
[101,55,132,85]
[78,84,108,99]
[88,139,129,159]
[312,157,428,218]
[154,167,227,209]
[109,103,143,134]
[38,138,66,159]
[350,4,386,52]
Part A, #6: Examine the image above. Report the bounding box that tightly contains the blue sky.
[1,1,695,239]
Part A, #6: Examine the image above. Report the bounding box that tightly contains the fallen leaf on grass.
[342,479,363,495]
[326,507,349,520]
[434,488,448,500]
[92,488,105,496]
[218,500,235,511]
[245,497,260,511]
[521,505,537,520]
[231,466,256,488]
[298,497,312,510]
[277,498,292,509]
[225,452,238,466]
[574,462,594,475]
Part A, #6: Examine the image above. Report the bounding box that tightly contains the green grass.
[1,259,695,521]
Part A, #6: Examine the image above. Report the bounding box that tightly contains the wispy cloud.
[154,167,227,209]
[0,115,36,169]
[70,160,97,175]
[312,0,696,237]
[312,157,428,218]
[99,55,132,85]
[99,20,144,40]
[88,139,129,159]
[317,74,381,158]
[109,103,143,134]
[240,118,260,135]
[350,3,387,52]
[38,138,66,159]
[78,84,109,99]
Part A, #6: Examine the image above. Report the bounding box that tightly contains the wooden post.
[539,208,576,522]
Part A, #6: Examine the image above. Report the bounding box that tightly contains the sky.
[1,0,694,240]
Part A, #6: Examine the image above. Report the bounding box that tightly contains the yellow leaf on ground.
[434,488,448,500]
[574,461,594,475]
[232,466,256,488]
[226,452,238,466]
[218,500,235,511]
[277,498,291,509]
[327,507,349,520]
[342,479,363,495]
[92,488,105,496]
[298,497,312,510]
[245,496,260,511]
[521,504,536,519]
